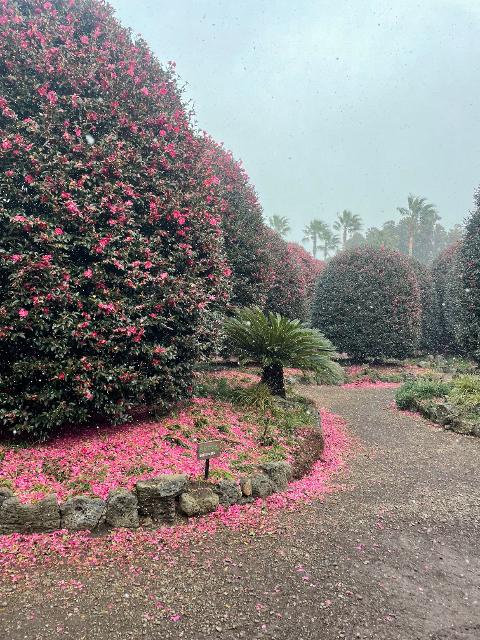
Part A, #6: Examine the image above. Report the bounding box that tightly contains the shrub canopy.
[429,243,463,354]
[459,193,480,361]
[264,230,308,321]
[312,247,421,361]
[286,242,325,317]
[200,137,272,308]
[0,0,229,437]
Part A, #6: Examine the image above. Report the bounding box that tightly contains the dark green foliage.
[312,247,421,362]
[224,307,342,396]
[458,193,480,361]
[411,259,437,353]
[429,243,463,354]
[395,378,451,410]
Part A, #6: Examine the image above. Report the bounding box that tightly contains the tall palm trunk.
[312,234,317,258]
[408,223,414,257]
[343,227,347,247]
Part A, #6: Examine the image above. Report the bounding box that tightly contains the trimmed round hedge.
[0,0,230,438]
[312,247,421,361]
[459,193,480,361]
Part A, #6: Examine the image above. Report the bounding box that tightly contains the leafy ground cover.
[394,374,480,436]
[0,368,317,503]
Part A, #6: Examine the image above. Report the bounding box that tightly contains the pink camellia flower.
[18,308,29,318]
[83,268,93,278]
[144,261,153,269]
[140,86,149,96]
[11,254,22,263]
[54,227,64,235]
[24,174,34,184]
[80,35,89,45]
[159,272,168,280]
[223,267,232,277]
[1,139,12,150]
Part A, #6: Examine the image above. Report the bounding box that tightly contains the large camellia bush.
[200,137,272,308]
[0,0,230,438]
[312,247,421,361]
[287,242,325,316]
[264,230,308,321]
[459,194,480,361]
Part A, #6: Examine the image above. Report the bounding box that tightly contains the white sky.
[110,0,480,242]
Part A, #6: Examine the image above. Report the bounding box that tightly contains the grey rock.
[0,495,60,534]
[250,473,275,498]
[136,475,187,522]
[240,477,252,497]
[213,480,242,507]
[105,489,139,529]
[60,495,106,531]
[0,487,14,508]
[259,462,292,491]
[178,488,219,517]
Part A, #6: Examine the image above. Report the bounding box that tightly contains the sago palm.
[268,214,291,238]
[224,307,341,397]
[397,194,437,258]
[333,210,363,246]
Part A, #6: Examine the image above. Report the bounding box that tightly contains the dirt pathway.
[1,386,479,640]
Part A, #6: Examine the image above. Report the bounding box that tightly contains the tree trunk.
[323,244,328,260]
[343,227,347,247]
[261,364,286,397]
[312,235,317,258]
[408,231,414,257]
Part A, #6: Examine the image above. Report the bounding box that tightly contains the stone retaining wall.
[0,461,292,536]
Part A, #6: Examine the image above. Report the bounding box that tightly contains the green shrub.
[458,193,480,361]
[395,378,451,410]
[450,375,480,410]
[312,247,421,362]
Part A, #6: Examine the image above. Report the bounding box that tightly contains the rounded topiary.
[429,243,462,354]
[312,247,421,361]
[286,243,325,318]
[0,0,229,437]
[459,193,480,361]
[200,137,272,308]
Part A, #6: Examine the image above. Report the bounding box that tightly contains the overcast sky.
[110,0,480,243]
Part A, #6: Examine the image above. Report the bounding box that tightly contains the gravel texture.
[1,385,479,639]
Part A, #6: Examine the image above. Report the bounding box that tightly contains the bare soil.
[1,385,479,640]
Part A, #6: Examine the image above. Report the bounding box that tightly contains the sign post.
[197,440,223,479]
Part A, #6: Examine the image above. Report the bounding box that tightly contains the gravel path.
[1,386,480,640]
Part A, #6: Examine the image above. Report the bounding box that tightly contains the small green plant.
[230,383,275,413]
[224,307,342,397]
[395,378,451,410]
[450,375,480,410]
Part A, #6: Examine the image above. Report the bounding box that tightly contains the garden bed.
[0,368,330,536]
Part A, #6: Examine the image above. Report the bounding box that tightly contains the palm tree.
[268,215,290,238]
[333,210,363,246]
[224,307,342,397]
[321,229,340,260]
[397,194,438,258]
[302,219,330,258]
